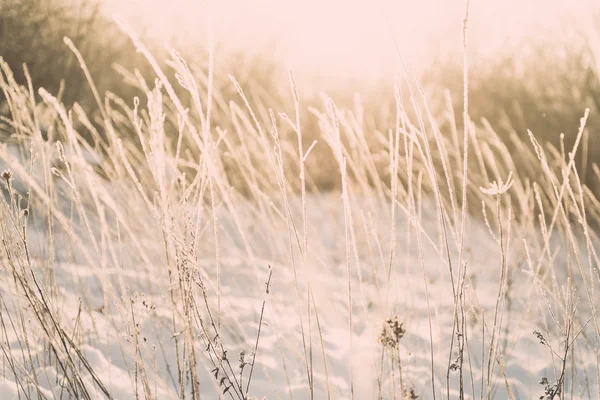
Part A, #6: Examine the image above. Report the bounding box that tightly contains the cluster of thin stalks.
[0,9,599,399]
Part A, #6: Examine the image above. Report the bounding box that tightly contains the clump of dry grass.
[0,6,600,399]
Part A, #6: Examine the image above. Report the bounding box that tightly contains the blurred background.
[3,0,600,192]
[102,0,595,83]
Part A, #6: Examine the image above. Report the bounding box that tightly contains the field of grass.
[1,1,600,399]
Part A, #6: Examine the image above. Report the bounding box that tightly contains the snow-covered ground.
[0,143,598,400]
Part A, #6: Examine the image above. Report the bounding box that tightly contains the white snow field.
[1,49,599,400]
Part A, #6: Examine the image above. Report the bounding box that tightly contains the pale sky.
[102,0,597,85]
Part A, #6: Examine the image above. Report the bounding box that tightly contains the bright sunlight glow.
[103,0,595,84]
